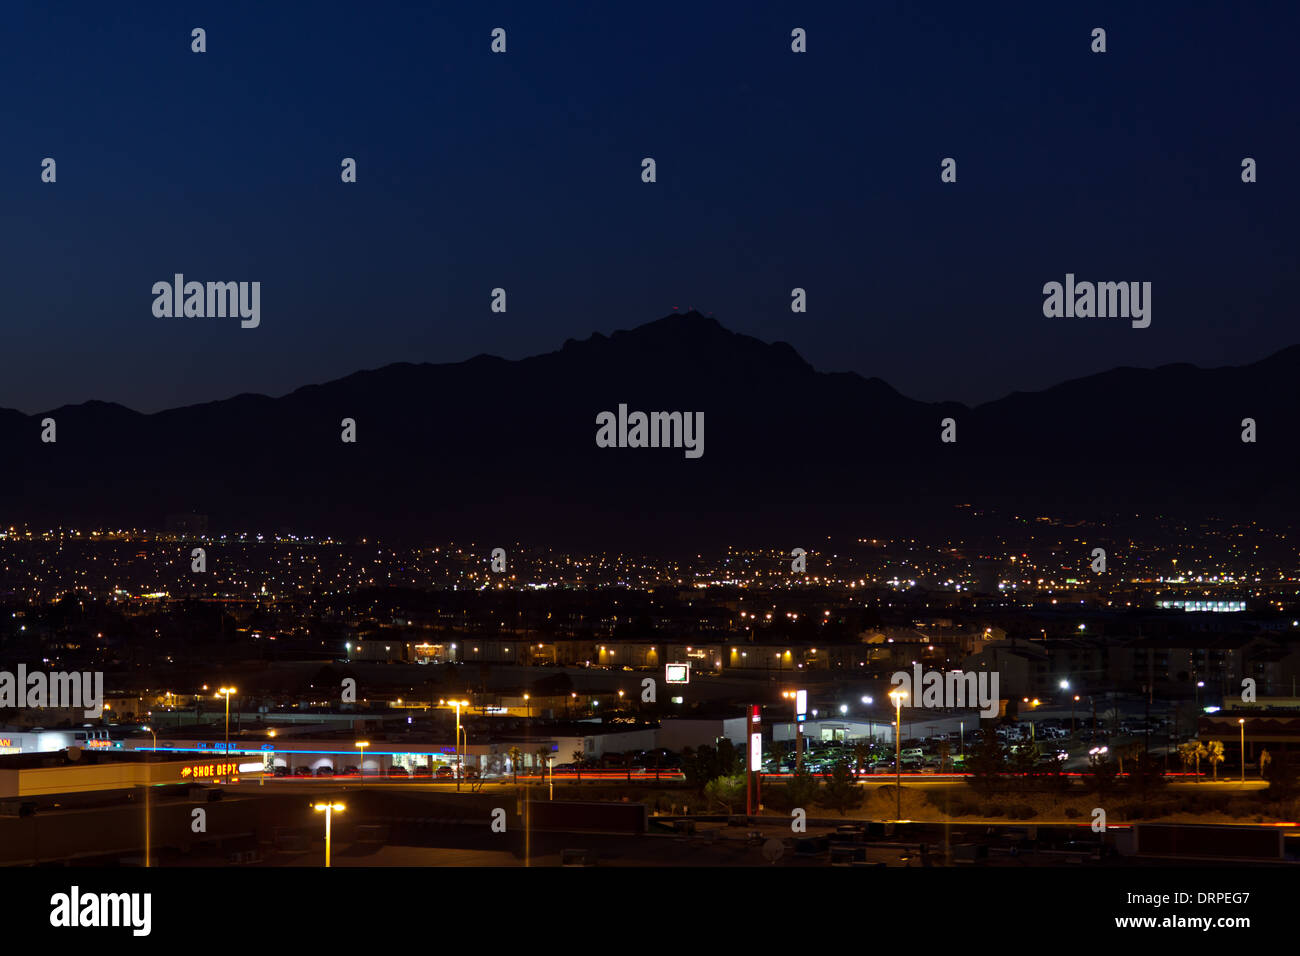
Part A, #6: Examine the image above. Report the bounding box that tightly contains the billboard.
[666,663,690,684]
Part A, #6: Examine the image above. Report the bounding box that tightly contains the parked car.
[314,766,334,777]
[434,766,454,779]
[273,766,290,777]
[386,766,409,778]
[292,766,312,777]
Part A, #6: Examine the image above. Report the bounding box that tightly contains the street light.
[440,699,470,790]
[523,693,530,720]
[217,687,236,782]
[1239,718,1246,783]
[889,687,907,821]
[355,741,369,782]
[142,725,156,867]
[313,802,344,867]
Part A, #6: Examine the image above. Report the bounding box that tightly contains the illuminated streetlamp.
[355,740,369,783]
[217,687,236,782]
[313,802,345,867]
[1239,718,1246,783]
[440,699,470,790]
[889,687,907,820]
[141,725,156,867]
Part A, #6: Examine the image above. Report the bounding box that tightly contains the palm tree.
[507,746,522,784]
[534,745,551,781]
[572,747,584,783]
[1178,741,1207,782]
[1206,740,1225,780]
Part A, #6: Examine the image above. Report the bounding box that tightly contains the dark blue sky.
[3,0,1297,413]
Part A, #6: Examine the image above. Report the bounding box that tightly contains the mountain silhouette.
[0,312,1293,546]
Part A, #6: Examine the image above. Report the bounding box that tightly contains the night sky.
[2,0,1296,414]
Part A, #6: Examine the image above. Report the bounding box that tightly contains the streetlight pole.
[1239,718,1246,783]
[142,725,156,867]
[218,687,236,783]
[439,699,469,789]
[460,725,469,784]
[889,688,907,821]
[313,802,344,867]
[356,741,369,784]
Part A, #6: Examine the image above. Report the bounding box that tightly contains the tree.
[1178,741,1207,782]
[1264,748,1296,798]
[704,774,747,813]
[936,740,952,772]
[1009,741,1039,781]
[681,745,720,795]
[771,741,790,774]
[507,746,522,784]
[783,765,819,810]
[534,746,551,780]
[716,738,742,776]
[1126,751,1168,795]
[816,759,864,816]
[572,747,585,783]
[966,727,1007,795]
[1206,740,1225,781]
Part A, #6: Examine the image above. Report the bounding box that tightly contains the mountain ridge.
[1,311,1294,545]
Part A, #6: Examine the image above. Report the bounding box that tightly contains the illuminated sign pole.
[795,689,807,774]
[747,705,762,817]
